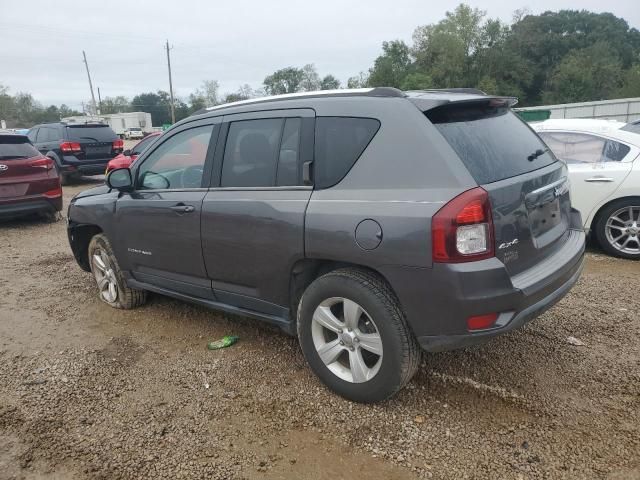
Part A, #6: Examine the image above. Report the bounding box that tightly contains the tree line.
[2,4,639,128]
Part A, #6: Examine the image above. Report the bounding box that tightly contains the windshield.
[66,125,117,142]
[0,136,40,160]
[427,104,557,184]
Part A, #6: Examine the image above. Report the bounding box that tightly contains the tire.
[594,199,640,260]
[87,234,147,309]
[297,268,421,403]
[59,173,71,186]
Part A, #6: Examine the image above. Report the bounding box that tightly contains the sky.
[0,0,638,110]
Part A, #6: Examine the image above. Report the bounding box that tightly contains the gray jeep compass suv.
[67,88,585,402]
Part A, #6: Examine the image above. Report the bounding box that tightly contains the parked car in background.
[0,132,62,221]
[28,122,123,185]
[533,119,640,259]
[124,127,144,140]
[68,88,585,402]
[105,132,161,174]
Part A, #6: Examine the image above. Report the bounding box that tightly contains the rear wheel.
[88,234,147,309]
[595,199,640,260]
[297,268,421,403]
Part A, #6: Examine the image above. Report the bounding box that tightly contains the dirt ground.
[0,178,638,480]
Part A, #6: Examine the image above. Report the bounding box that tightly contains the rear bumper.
[61,156,114,175]
[0,197,62,219]
[380,227,586,353]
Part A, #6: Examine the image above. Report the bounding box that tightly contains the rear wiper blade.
[527,147,549,162]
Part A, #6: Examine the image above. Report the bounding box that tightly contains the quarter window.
[314,117,380,189]
[137,125,214,190]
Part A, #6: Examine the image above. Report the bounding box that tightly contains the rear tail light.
[467,313,498,330]
[112,139,124,152]
[29,157,55,170]
[432,187,494,263]
[43,183,62,198]
[60,141,82,153]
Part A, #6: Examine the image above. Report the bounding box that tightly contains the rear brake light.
[467,313,498,330]
[29,157,55,170]
[43,185,62,198]
[432,187,494,263]
[60,141,82,153]
[112,139,124,152]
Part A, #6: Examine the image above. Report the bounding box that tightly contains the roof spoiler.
[409,95,518,112]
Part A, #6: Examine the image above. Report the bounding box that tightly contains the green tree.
[618,65,640,97]
[400,72,433,90]
[100,96,130,114]
[263,67,304,95]
[131,91,173,126]
[542,42,623,103]
[320,75,341,90]
[347,72,368,89]
[505,10,640,104]
[412,4,487,88]
[300,64,321,91]
[368,40,412,88]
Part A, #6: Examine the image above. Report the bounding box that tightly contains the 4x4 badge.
[498,238,519,249]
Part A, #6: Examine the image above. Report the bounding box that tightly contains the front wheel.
[297,268,421,403]
[88,234,147,308]
[595,200,640,260]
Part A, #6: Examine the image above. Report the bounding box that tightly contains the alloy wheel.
[92,249,118,303]
[311,297,383,383]
[605,206,640,256]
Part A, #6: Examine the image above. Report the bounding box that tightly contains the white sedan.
[532,119,640,259]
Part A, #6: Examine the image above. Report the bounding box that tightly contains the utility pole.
[165,40,176,123]
[82,50,97,116]
[97,87,102,115]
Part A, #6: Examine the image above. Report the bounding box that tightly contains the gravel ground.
[0,179,638,480]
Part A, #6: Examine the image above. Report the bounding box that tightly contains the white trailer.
[101,112,153,136]
[61,112,153,136]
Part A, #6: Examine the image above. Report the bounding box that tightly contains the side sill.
[126,278,295,336]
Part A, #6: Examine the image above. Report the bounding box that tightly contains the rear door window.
[0,136,41,160]
[221,118,283,188]
[427,104,557,184]
[314,117,380,189]
[66,125,117,142]
[538,132,630,164]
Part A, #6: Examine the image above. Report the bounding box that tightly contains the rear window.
[0,136,40,160]
[314,117,380,189]
[621,122,640,134]
[66,125,117,142]
[427,104,557,184]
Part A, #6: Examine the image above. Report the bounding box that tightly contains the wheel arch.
[590,195,640,233]
[288,259,400,322]
[68,222,103,271]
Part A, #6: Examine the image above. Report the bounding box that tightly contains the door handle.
[585,176,614,183]
[169,204,195,213]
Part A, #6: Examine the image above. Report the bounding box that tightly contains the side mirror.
[123,149,132,156]
[106,168,133,191]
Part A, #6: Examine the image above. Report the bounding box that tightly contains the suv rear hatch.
[0,134,59,198]
[65,124,121,161]
[425,99,571,275]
